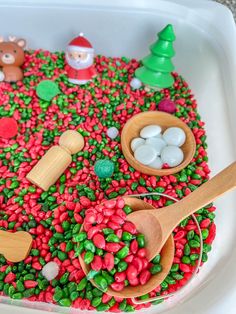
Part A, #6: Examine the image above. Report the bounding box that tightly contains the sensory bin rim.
[0,1,236,314]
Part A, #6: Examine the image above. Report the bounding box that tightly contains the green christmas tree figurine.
[135,24,176,89]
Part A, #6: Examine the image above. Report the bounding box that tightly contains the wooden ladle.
[79,197,175,298]
[128,161,236,261]
[0,231,33,262]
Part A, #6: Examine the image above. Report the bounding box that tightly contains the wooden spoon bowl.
[79,197,175,298]
[0,230,33,262]
[127,162,236,262]
[121,111,196,176]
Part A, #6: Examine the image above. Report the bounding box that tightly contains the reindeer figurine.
[0,36,26,82]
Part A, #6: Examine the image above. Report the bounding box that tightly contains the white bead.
[131,137,145,152]
[140,125,162,138]
[163,127,186,147]
[145,137,167,155]
[134,144,156,165]
[107,127,119,139]
[161,145,184,167]
[148,157,163,169]
[130,77,142,89]
[42,262,59,281]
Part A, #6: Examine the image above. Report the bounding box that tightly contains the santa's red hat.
[67,33,94,53]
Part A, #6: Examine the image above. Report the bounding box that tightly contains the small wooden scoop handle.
[0,230,33,263]
[155,161,236,230]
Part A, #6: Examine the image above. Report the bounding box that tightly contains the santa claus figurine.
[65,33,97,85]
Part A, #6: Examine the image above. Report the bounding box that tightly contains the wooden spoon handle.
[156,162,236,230]
[0,230,33,263]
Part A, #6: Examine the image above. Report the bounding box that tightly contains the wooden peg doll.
[26,130,84,191]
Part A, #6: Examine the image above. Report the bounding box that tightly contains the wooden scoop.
[79,197,175,298]
[128,161,236,261]
[0,231,33,262]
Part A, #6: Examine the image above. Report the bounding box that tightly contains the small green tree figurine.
[135,24,176,89]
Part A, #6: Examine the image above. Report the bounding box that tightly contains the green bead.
[65,241,73,252]
[70,291,79,301]
[189,239,200,248]
[106,234,120,243]
[170,263,179,272]
[201,229,209,240]
[125,304,135,312]
[182,256,191,264]
[116,246,129,259]
[202,252,208,262]
[59,272,69,284]
[150,264,162,274]
[58,298,71,307]
[92,288,103,297]
[103,228,114,235]
[72,224,82,234]
[187,230,195,240]
[123,205,132,215]
[84,240,96,253]
[74,231,87,242]
[58,251,67,261]
[184,244,191,256]
[23,288,35,298]
[16,280,25,292]
[93,275,108,291]
[96,248,104,256]
[152,254,161,264]
[122,231,133,241]
[137,234,145,248]
[119,299,127,310]
[96,303,110,311]
[171,272,184,280]
[101,271,114,285]
[117,261,128,272]
[190,253,199,261]
[203,243,212,253]
[12,292,23,299]
[77,277,87,291]
[91,296,102,307]
[94,159,114,178]
[84,251,94,264]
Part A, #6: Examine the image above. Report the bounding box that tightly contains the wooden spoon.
[0,231,33,262]
[128,161,236,261]
[79,197,175,298]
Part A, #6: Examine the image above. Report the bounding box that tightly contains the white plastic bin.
[0,0,236,313]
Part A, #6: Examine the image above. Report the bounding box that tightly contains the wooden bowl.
[121,111,196,176]
[79,197,175,298]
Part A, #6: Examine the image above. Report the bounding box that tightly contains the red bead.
[104,199,116,209]
[104,253,114,271]
[137,248,147,258]
[105,243,121,253]
[4,272,16,283]
[139,269,151,285]
[91,255,103,271]
[110,282,125,291]
[132,257,143,273]
[115,271,126,283]
[122,222,137,234]
[126,264,138,281]
[130,240,138,254]
[87,226,100,240]
[24,280,38,288]
[128,277,139,286]
[93,233,106,249]
[85,212,97,224]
